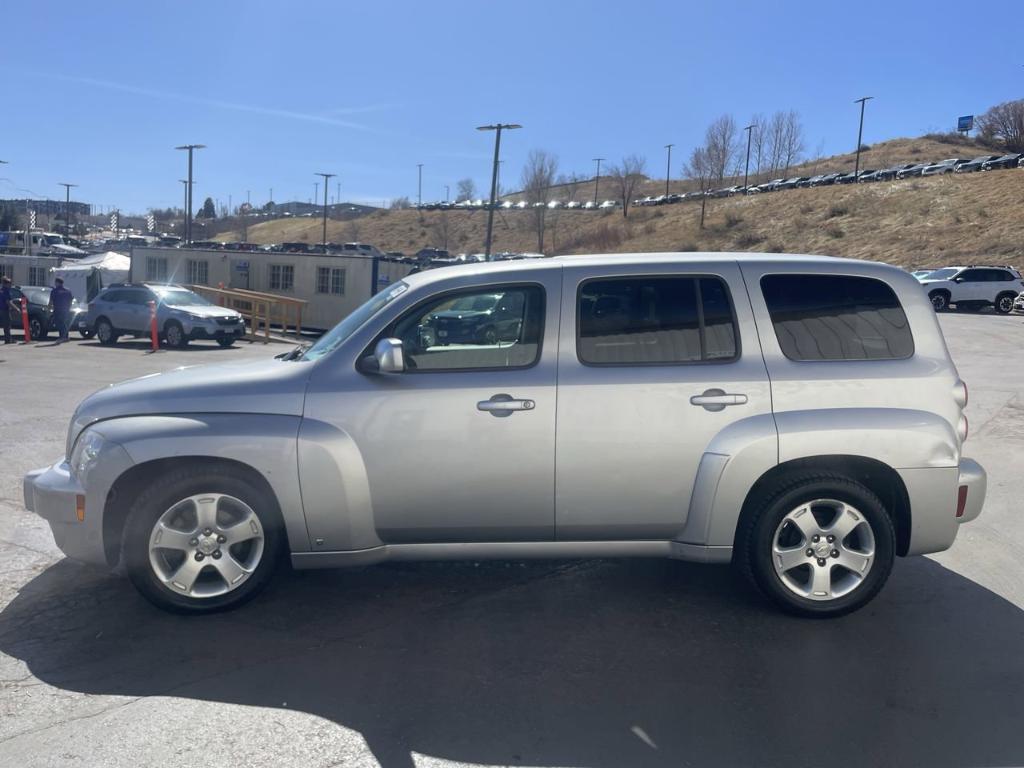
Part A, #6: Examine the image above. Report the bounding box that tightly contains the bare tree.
[977,99,1024,152]
[705,114,740,183]
[557,172,585,204]
[521,149,559,252]
[749,113,767,181]
[608,155,647,218]
[762,110,805,176]
[389,196,411,209]
[456,177,476,202]
[431,210,451,251]
[684,147,713,228]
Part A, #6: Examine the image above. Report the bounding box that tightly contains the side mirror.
[363,337,405,374]
[953,277,964,283]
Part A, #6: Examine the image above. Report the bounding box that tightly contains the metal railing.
[188,284,308,343]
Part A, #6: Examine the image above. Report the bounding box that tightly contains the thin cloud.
[25,72,377,131]
[326,103,399,116]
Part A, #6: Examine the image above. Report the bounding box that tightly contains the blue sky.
[2,0,1020,214]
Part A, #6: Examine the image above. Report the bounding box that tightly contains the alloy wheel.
[148,493,265,598]
[771,499,876,602]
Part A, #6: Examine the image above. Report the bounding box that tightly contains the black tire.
[122,465,284,614]
[216,337,235,348]
[929,290,950,312]
[736,471,896,618]
[79,327,95,339]
[29,316,47,341]
[995,293,1016,315]
[164,320,188,349]
[479,326,499,345]
[95,317,119,346]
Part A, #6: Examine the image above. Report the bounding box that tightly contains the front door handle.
[690,388,748,412]
[477,393,536,417]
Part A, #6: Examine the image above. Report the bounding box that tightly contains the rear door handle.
[477,393,536,417]
[690,388,748,411]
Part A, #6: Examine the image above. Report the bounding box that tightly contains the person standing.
[1,276,15,344]
[48,277,74,344]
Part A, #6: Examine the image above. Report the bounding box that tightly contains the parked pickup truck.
[23,253,986,617]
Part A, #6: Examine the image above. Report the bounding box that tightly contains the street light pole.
[743,124,756,192]
[315,172,335,247]
[58,182,78,236]
[592,158,605,205]
[664,145,674,198]
[175,144,205,245]
[179,180,189,235]
[417,163,423,208]
[445,184,450,203]
[477,122,522,259]
[854,96,874,178]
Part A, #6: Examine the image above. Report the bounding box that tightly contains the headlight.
[69,430,108,480]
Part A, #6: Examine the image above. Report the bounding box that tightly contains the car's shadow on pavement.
[1,556,1022,767]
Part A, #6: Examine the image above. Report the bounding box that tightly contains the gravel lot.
[1,315,1023,768]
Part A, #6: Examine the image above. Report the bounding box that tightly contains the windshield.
[156,289,212,307]
[302,281,410,362]
[925,268,959,280]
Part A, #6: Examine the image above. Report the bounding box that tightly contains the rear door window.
[760,274,913,361]
[577,276,738,365]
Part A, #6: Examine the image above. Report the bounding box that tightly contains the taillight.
[956,486,968,518]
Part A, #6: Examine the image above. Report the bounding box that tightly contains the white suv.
[919,266,1024,314]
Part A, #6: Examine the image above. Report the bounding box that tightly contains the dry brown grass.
[220,144,1023,271]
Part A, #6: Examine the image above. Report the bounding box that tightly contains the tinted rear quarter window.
[577,275,738,365]
[761,274,913,361]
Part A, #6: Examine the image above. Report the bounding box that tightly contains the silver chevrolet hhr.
[23,253,986,617]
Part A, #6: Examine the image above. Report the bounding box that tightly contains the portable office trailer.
[129,247,416,330]
[0,253,62,287]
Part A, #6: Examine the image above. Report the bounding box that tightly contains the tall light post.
[477,122,521,260]
[175,144,205,244]
[854,96,873,178]
[592,157,605,205]
[315,172,335,247]
[417,163,423,208]
[743,123,756,192]
[664,145,674,198]
[58,182,78,236]
[445,184,450,203]
[179,180,190,234]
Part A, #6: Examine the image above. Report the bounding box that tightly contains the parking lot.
[1,312,1023,768]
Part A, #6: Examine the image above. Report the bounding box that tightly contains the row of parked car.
[632,152,1024,206]
[910,264,1024,314]
[417,199,621,211]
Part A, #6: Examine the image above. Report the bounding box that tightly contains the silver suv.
[86,283,246,348]
[23,253,986,617]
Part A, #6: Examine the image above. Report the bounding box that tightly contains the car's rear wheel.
[737,472,895,618]
[164,321,188,349]
[123,466,283,613]
[95,317,118,345]
[995,293,1016,315]
[929,290,950,312]
[28,316,46,340]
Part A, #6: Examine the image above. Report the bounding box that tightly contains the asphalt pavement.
[1,315,1022,768]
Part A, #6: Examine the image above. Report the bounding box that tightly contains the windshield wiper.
[276,344,309,361]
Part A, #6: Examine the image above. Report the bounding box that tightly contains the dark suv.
[5,285,87,340]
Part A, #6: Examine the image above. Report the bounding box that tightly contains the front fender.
[96,414,308,551]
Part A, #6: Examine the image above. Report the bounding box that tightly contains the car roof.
[401,252,910,290]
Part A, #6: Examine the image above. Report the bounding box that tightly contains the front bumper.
[23,443,135,567]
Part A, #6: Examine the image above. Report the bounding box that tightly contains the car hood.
[166,303,240,319]
[68,356,312,453]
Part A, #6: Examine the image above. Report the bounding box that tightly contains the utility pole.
[477,123,522,259]
[58,183,78,236]
[175,144,205,244]
[315,172,335,247]
[445,184,450,203]
[179,180,190,235]
[417,163,423,208]
[592,158,605,205]
[743,123,756,191]
[854,97,874,178]
[663,145,674,198]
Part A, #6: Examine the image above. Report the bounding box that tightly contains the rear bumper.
[956,458,986,524]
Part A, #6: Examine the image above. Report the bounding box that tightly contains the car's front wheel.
[28,316,47,340]
[737,472,895,618]
[164,321,188,349]
[929,290,950,312]
[216,337,235,348]
[123,466,283,613]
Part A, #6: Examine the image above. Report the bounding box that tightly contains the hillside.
[217,136,1022,269]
